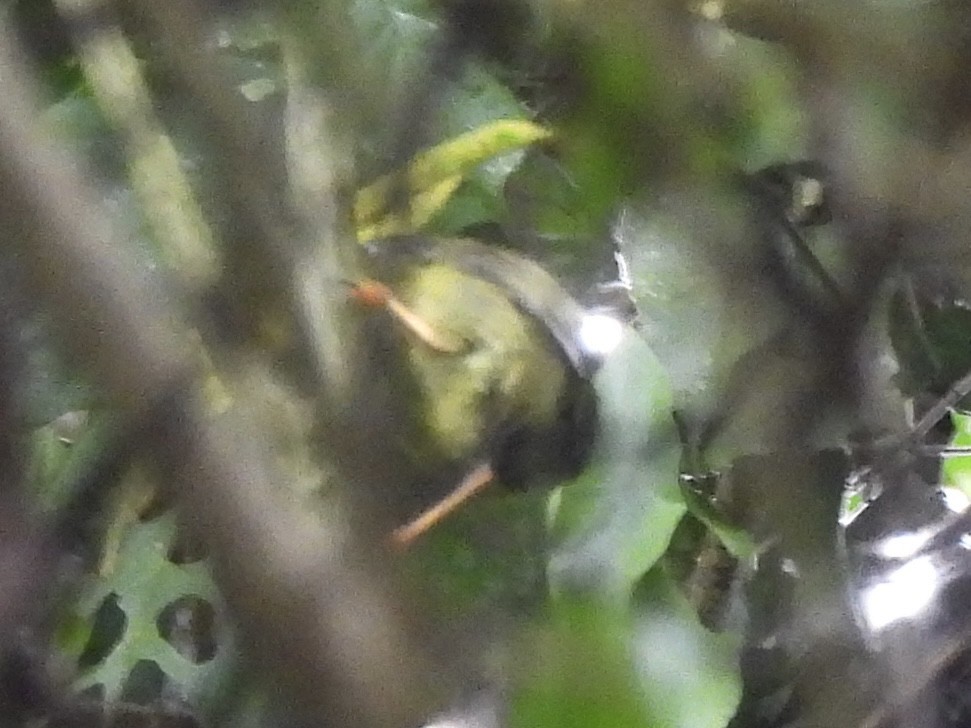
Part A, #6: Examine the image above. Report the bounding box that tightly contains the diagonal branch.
[0,20,443,728]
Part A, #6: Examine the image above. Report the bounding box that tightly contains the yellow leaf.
[356,176,463,242]
[355,119,552,242]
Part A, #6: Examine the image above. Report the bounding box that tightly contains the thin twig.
[912,367,971,441]
[392,462,495,548]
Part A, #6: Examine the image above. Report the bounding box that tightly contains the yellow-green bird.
[349,236,602,545]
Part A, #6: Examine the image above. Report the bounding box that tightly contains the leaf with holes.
[72,512,235,708]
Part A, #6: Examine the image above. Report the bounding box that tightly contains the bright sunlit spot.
[943,486,971,513]
[578,312,624,358]
[423,719,466,728]
[874,529,934,560]
[860,555,940,631]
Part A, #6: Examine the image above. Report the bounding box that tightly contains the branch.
[0,20,443,728]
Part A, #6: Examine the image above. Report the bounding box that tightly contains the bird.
[347,236,602,546]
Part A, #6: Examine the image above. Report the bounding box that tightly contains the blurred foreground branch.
[0,19,442,728]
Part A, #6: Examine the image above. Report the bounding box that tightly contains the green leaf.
[347,0,539,237]
[889,288,971,402]
[631,567,742,728]
[679,478,758,561]
[613,200,746,404]
[547,327,684,600]
[348,0,437,98]
[434,62,537,230]
[508,580,740,728]
[355,118,550,241]
[615,198,852,467]
[404,488,551,620]
[27,411,108,513]
[504,150,604,244]
[943,410,971,498]
[73,513,235,708]
[718,34,809,169]
[508,602,655,728]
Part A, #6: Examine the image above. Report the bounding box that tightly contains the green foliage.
[943,410,971,497]
[509,602,655,728]
[525,328,744,728]
[509,573,740,728]
[631,568,742,728]
[355,119,550,240]
[347,0,437,101]
[715,35,810,169]
[614,201,739,403]
[71,513,234,709]
[679,479,757,562]
[27,413,101,512]
[20,0,935,726]
[548,327,684,600]
[890,290,971,403]
[403,488,551,620]
[431,64,539,232]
